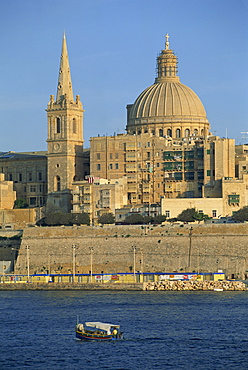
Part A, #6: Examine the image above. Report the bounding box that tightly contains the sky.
[0,0,247,152]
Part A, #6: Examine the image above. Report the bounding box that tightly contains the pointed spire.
[56,33,74,103]
[155,34,179,83]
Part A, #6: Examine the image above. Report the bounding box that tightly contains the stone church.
[0,34,247,225]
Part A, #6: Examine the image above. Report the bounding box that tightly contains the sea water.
[0,290,247,369]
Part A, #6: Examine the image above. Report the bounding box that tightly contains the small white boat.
[213,288,223,292]
[75,320,123,341]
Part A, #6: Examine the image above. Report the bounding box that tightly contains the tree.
[124,213,144,225]
[14,199,28,209]
[98,213,115,224]
[72,212,90,225]
[143,216,153,224]
[177,208,197,222]
[177,208,210,223]
[232,206,248,222]
[152,215,167,224]
[36,212,90,226]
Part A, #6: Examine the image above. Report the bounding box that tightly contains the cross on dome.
[165,33,170,49]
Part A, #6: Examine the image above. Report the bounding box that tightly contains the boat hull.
[76,331,118,341]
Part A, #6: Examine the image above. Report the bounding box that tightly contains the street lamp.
[89,247,94,283]
[1,259,5,283]
[140,248,144,282]
[132,246,136,282]
[26,246,30,283]
[72,245,77,283]
[188,227,193,270]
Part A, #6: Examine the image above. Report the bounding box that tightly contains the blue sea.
[0,290,247,369]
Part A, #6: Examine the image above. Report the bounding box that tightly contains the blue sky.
[0,0,247,151]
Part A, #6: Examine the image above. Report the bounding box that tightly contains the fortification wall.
[15,224,248,279]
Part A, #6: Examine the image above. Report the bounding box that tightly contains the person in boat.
[112,328,118,338]
[77,323,84,332]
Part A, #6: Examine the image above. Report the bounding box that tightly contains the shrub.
[98,213,115,224]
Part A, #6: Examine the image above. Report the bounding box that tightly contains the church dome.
[126,36,210,138]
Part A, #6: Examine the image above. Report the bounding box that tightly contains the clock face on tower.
[53,143,61,151]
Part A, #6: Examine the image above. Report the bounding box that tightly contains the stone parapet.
[0,282,143,291]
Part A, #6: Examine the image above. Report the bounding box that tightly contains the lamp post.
[26,246,30,283]
[188,227,193,270]
[89,247,93,283]
[140,248,144,283]
[72,245,77,283]
[2,260,4,283]
[132,246,136,282]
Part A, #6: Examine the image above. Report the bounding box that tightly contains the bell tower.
[46,34,84,212]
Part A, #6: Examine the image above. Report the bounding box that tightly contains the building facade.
[0,34,247,224]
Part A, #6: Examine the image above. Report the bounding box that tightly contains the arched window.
[72,118,77,134]
[194,129,198,136]
[55,176,61,191]
[185,129,190,137]
[201,129,205,136]
[176,129,181,138]
[56,118,61,133]
[167,129,172,137]
[159,129,163,137]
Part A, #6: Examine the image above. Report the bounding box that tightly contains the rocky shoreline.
[144,280,247,291]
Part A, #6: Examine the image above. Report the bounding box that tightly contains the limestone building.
[90,36,236,206]
[0,34,247,224]
[0,35,90,215]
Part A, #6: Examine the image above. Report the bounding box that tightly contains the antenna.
[241,131,248,144]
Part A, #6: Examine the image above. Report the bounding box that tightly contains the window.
[97,164,101,171]
[207,170,211,176]
[56,176,61,191]
[185,172,194,181]
[207,149,210,155]
[165,210,170,218]
[56,118,61,133]
[115,163,119,170]
[147,152,150,159]
[28,172,32,182]
[115,153,118,159]
[30,185,36,192]
[212,210,217,218]
[110,153,113,159]
[228,194,240,205]
[72,118,77,133]
[185,129,190,137]
[159,129,163,137]
[18,173,22,182]
[97,153,100,160]
[147,142,151,147]
[176,129,181,138]
[156,162,160,168]
[9,173,13,181]
[167,129,172,137]
[38,172,42,181]
[109,164,113,170]
[30,197,36,206]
